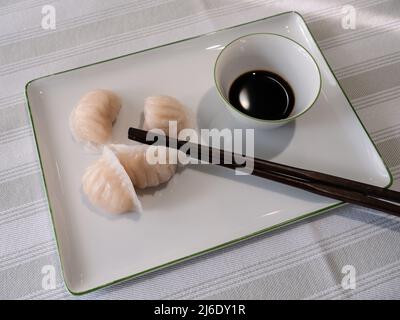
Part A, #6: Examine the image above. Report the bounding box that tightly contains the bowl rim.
[213,32,322,124]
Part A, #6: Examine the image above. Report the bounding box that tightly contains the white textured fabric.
[1,0,400,300]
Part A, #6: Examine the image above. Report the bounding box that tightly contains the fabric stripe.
[0,240,52,263]
[0,93,24,108]
[335,51,400,79]
[0,161,40,183]
[165,212,399,299]
[321,19,400,50]
[308,0,400,46]
[0,128,33,145]
[0,240,55,272]
[307,260,400,299]
[0,0,55,16]
[0,253,61,299]
[1,0,400,300]
[0,172,44,212]
[22,283,68,300]
[206,226,400,300]
[0,198,47,226]
[339,62,400,102]
[0,103,30,134]
[0,0,175,45]
[0,0,278,76]
[375,137,400,168]
[303,0,391,23]
[370,123,400,140]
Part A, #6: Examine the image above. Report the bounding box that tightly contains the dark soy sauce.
[228,70,295,120]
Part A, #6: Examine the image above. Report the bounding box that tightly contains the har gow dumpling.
[70,89,121,147]
[110,144,178,189]
[143,95,191,136]
[82,146,142,214]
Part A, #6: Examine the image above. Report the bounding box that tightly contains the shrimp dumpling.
[110,144,178,189]
[143,96,191,136]
[70,89,121,147]
[82,146,142,213]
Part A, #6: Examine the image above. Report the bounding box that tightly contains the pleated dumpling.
[110,144,178,189]
[82,146,142,214]
[70,89,121,147]
[143,96,191,137]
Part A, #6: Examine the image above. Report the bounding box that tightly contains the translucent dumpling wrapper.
[143,95,192,137]
[82,146,142,214]
[70,89,121,148]
[110,144,180,189]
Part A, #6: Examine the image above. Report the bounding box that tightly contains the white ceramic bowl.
[214,33,321,128]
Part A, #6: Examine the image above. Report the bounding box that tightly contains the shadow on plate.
[197,86,296,160]
[194,87,326,203]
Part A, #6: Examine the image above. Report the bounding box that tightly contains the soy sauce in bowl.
[228,70,295,120]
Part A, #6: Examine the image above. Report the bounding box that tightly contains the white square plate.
[25,12,392,294]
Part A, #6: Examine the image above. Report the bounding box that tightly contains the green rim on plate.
[24,11,393,296]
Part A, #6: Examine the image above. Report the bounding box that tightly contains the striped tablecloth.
[1,0,400,300]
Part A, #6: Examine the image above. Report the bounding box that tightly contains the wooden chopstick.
[128,127,400,217]
[250,168,400,216]
[252,158,400,202]
[128,127,397,198]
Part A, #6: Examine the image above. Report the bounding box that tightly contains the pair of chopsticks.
[128,127,400,217]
